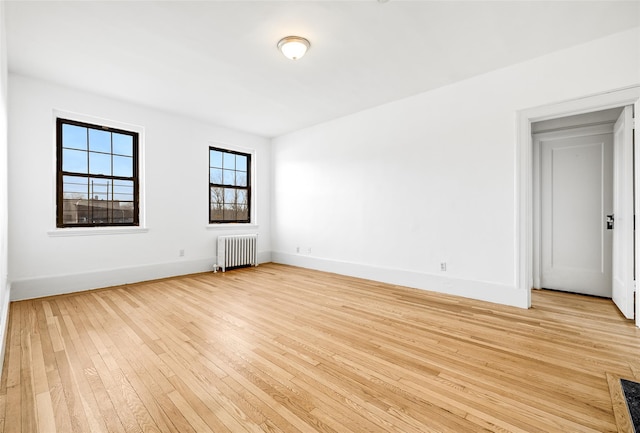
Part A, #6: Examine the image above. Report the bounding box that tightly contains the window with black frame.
[209,147,251,223]
[56,118,139,227]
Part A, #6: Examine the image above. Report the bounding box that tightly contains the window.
[209,147,251,223]
[56,118,139,227]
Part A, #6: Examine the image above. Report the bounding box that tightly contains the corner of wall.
[0,0,9,381]
[258,251,272,264]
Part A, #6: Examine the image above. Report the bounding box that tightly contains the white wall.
[9,74,271,300]
[271,27,640,308]
[0,1,10,375]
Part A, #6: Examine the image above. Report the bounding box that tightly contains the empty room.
[0,1,640,432]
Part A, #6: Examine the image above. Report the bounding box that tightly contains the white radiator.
[216,234,258,272]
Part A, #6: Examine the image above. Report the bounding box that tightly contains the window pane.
[89,152,111,175]
[223,152,235,169]
[236,172,247,187]
[236,189,247,205]
[210,207,223,221]
[210,186,223,207]
[89,197,110,224]
[210,168,222,184]
[63,149,87,173]
[62,200,85,224]
[210,150,222,168]
[223,204,237,220]
[62,176,88,199]
[224,188,237,204]
[113,155,133,177]
[62,124,87,150]
[89,129,111,153]
[222,169,235,186]
[113,133,133,156]
[237,205,248,221]
[89,178,111,201]
[113,201,134,223]
[236,155,247,171]
[113,180,134,201]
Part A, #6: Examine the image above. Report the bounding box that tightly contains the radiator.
[216,234,258,272]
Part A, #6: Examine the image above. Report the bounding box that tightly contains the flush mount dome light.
[277,36,310,60]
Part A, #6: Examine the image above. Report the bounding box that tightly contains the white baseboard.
[11,251,272,301]
[0,282,11,381]
[272,252,528,309]
[9,250,525,309]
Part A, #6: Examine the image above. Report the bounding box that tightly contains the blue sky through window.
[62,124,87,150]
[62,125,134,178]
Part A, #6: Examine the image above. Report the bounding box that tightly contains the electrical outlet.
[440,262,447,271]
[179,249,185,257]
[307,247,312,254]
[296,246,300,253]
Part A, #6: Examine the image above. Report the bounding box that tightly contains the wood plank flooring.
[1,263,639,432]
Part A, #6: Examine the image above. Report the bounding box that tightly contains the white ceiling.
[5,1,639,138]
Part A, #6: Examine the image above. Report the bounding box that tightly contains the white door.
[539,126,613,296]
[612,106,634,319]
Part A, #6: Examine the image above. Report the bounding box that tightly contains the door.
[612,105,634,318]
[539,126,613,296]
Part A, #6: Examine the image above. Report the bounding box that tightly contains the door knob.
[606,214,614,230]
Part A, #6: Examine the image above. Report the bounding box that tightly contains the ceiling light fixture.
[277,36,310,60]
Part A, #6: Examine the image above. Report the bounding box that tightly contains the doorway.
[516,86,640,325]
[532,110,620,297]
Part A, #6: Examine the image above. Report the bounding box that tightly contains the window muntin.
[57,118,139,227]
[209,147,251,223]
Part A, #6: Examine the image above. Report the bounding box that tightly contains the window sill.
[206,223,259,231]
[48,227,149,237]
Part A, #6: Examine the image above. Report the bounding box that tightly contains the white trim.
[516,86,640,322]
[272,252,526,308]
[633,99,640,325]
[51,109,147,230]
[48,227,149,237]
[612,105,635,318]
[205,223,259,231]
[532,123,614,141]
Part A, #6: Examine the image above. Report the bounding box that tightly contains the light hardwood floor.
[1,263,639,432]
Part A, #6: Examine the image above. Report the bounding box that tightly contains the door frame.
[516,85,640,325]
